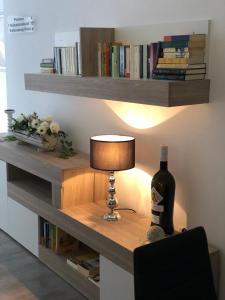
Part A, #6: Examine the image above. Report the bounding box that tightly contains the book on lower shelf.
[39,217,78,253]
[39,217,100,284]
[66,243,99,278]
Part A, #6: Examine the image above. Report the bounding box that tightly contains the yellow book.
[156,63,206,69]
[158,57,204,64]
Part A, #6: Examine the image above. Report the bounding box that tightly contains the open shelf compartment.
[7,163,52,205]
[39,217,100,300]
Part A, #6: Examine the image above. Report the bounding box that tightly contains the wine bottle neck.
[160,161,168,170]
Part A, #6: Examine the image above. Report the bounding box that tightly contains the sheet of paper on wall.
[7,16,35,34]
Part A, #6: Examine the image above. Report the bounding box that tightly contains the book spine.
[103,42,110,76]
[76,43,80,75]
[109,45,113,77]
[112,46,119,78]
[98,43,102,76]
[157,63,189,69]
[125,46,130,78]
[163,52,190,58]
[152,73,186,80]
[61,48,66,75]
[111,47,114,77]
[117,45,120,78]
[161,41,189,48]
[142,44,148,79]
[39,217,44,245]
[139,45,143,79]
[44,222,50,248]
[147,44,151,79]
[65,48,69,74]
[70,47,75,75]
[53,47,59,74]
[163,47,189,53]
[69,48,73,74]
[40,63,54,68]
[164,35,190,42]
[40,69,54,74]
[133,45,140,79]
[153,68,187,75]
[158,58,189,64]
[102,43,107,76]
[42,58,54,64]
[58,48,62,74]
[73,47,77,75]
[77,42,82,75]
[150,42,158,78]
[119,45,125,77]
[68,48,72,74]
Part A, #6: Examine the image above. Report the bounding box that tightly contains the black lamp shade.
[90,135,135,171]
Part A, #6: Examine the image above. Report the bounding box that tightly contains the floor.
[0,230,87,300]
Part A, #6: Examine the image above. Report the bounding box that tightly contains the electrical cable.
[114,208,136,213]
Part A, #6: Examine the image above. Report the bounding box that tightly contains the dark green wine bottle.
[151,145,175,234]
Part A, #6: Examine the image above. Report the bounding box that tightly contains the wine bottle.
[151,145,175,234]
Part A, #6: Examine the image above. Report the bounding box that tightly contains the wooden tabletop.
[62,202,150,252]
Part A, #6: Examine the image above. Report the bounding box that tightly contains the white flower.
[31,118,40,129]
[39,121,49,129]
[37,125,48,136]
[44,116,53,122]
[50,122,60,134]
[16,115,24,123]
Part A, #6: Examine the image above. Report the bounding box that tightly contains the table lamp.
[90,135,135,221]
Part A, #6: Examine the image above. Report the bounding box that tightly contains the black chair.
[133,227,217,300]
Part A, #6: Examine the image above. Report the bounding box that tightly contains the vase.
[4,109,15,132]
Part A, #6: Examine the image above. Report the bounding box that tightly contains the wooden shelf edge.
[39,245,99,300]
[24,73,210,107]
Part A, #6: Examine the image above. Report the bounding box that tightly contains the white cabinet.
[7,197,39,256]
[0,160,39,256]
[0,161,8,232]
[100,255,135,300]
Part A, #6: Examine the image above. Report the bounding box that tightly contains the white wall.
[4,0,225,298]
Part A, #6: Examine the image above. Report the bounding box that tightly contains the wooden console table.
[0,137,220,300]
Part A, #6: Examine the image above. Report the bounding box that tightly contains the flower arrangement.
[11,112,75,159]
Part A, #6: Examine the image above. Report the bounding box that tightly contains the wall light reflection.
[105,100,185,129]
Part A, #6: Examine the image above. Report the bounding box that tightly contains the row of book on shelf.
[40,33,207,81]
[40,217,100,286]
[97,34,206,81]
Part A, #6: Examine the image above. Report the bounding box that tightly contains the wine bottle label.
[151,187,163,204]
[151,187,164,222]
[151,214,160,224]
[151,202,164,212]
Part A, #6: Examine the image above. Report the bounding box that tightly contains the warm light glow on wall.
[117,166,152,215]
[105,100,185,129]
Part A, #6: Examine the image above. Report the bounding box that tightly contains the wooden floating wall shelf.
[24,73,210,107]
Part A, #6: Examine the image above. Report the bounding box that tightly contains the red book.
[103,42,110,77]
[164,36,172,42]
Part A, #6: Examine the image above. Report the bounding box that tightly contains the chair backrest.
[133,227,217,300]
